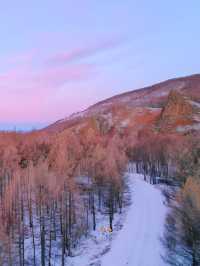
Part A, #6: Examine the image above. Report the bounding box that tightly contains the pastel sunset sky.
[0,0,200,130]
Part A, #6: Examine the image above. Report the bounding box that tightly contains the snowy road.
[101,174,167,266]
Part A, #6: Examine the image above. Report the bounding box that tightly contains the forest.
[0,127,128,265]
[0,122,199,265]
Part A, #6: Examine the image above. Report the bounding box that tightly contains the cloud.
[0,37,121,93]
[0,55,94,123]
[0,37,122,98]
[0,63,94,94]
[47,38,122,65]
[0,36,121,123]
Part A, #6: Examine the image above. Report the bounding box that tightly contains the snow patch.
[58,110,88,123]
[189,100,200,109]
[120,119,130,128]
[176,123,200,132]
[147,107,162,112]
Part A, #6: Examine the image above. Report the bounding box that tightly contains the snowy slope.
[101,174,167,266]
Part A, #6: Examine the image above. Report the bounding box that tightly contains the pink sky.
[1,1,200,129]
[0,39,119,124]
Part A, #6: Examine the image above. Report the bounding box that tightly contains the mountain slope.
[45,74,200,136]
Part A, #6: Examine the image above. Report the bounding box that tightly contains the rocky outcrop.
[157,90,200,132]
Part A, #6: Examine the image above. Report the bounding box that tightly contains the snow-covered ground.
[101,174,168,266]
[67,173,168,266]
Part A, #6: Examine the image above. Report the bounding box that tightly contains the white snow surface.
[101,174,167,266]
[176,123,200,132]
[189,100,200,109]
[67,173,167,266]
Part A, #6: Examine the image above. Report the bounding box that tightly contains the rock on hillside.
[157,90,200,133]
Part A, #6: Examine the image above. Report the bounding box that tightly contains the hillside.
[45,74,200,137]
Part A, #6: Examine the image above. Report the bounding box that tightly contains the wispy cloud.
[47,38,122,65]
[0,36,122,123]
[0,64,93,93]
[0,51,94,122]
[0,37,122,93]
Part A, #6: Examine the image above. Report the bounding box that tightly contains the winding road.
[101,174,167,266]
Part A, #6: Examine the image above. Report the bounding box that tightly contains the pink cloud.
[0,37,121,124]
[0,53,95,123]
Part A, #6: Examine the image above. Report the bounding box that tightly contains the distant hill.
[45,74,200,136]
